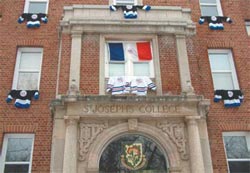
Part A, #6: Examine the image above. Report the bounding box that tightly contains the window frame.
[24,0,49,14]
[105,40,155,78]
[223,132,250,173]
[12,47,43,90]
[0,134,35,173]
[99,34,162,95]
[245,21,250,36]
[199,0,223,16]
[208,49,239,90]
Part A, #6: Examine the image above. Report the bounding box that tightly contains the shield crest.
[121,143,146,170]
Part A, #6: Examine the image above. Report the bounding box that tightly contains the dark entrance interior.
[99,134,168,173]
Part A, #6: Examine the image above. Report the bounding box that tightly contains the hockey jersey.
[106,76,156,96]
[110,5,151,19]
[6,90,39,108]
[106,76,130,95]
[18,13,48,28]
[130,76,156,96]
[214,90,244,107]
[199,16,232,30]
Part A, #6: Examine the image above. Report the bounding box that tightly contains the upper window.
[223,132,250,173]
[113,0,137,5]
[105,41,154,78]
[12,48,43,90]
[199,0,222,16]
[208,49,239,90]
[245,21,250,36]
[0,134,35,173]
[24,0,49,13]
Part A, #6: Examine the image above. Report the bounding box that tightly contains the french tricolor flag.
[108,42,152,61]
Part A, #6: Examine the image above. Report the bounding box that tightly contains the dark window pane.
[229,161,250,173]
[99,134,168,173]
[4,164,29,173]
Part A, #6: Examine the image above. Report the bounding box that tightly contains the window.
[223,132,250,173]
[199,0,222,16]
[12,48,43,90]
[0,134,35,173]
[245,21,250,36]
[208,49,239,90]
[24,0,49,13]
[105,41,154,78]
[113,0,137,5]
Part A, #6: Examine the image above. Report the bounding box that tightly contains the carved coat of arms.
[121,143,146,170]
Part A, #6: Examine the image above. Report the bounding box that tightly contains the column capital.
[64,115,80,126]
[185,116,200,125]
[175,34,186,39]
[71,31,83,38]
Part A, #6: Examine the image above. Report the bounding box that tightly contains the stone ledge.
[60,5,196,35]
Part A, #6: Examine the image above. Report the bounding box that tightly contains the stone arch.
[86,122,181,172]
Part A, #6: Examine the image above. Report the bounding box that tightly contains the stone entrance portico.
[50,95,212,173]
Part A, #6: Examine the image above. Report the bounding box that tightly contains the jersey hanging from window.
[18,13,48,28]
[6,90,39,108]
[214,90,244,107]
[109,5,151,19]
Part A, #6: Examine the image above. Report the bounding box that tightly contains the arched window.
[99,134,168,173]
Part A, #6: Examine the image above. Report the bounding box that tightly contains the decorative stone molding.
[79,122,108,161]
[64,116,80,126]
[60,5,195,35]
[157,121,188,160]
[128,118,138,131]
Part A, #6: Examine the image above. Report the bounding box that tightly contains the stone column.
[63,116,80,173]
[186,116,205,173]
[175,35,194,94]
[69,31,82,90]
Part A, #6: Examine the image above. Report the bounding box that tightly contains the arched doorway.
[99,134,169,173]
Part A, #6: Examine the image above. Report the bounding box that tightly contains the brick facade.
[0,0,249,172]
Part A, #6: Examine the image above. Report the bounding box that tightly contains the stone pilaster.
[186,116,205,173]
[175,35,194,94]
[69,31,82,91]
[63,116,80,173]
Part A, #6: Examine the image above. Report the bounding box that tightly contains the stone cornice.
[51,95,210,118]
[60,5,196,35]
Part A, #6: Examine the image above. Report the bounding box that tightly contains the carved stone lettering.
[79,122,108,161]
[157,121,188,160]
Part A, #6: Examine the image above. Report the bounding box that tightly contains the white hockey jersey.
[106,76,130,95]
[130,76,156,96]
[106,76,156,96]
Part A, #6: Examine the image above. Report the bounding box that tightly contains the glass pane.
[246,25,250,36]
[116,0,135,5]
[6,138,33,162]
[224,136,250,159]
[100,134,168,173]
[4,164,29,173]
[133,63,150,76]
[212,73,234,90]
[228,161,250,173]
[17,72,39,90]
[20,52,41,70]
[201,6,218,16]
[200,0,216,3]
[209,53,231,71]
[28,2,47,13]
[109,63,125,76]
